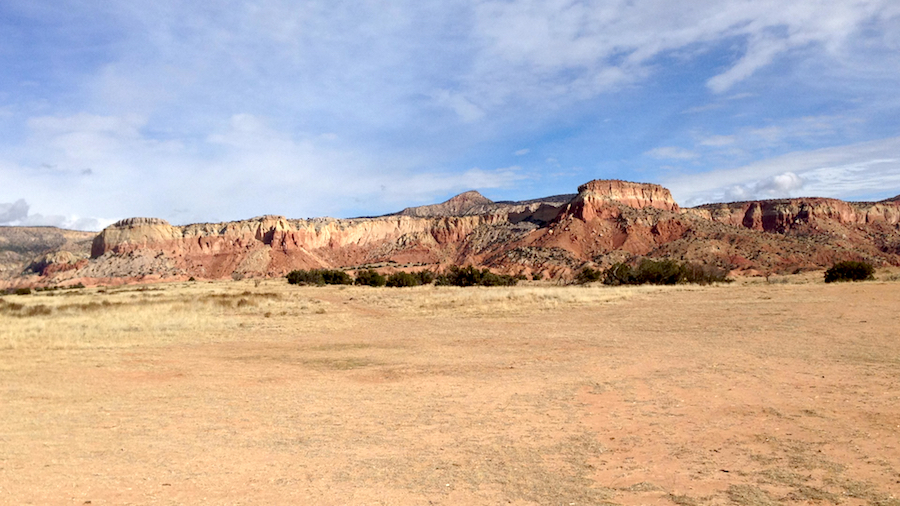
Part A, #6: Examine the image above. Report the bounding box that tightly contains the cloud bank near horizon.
[1,0,898,230]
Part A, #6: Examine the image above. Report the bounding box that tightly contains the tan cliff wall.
[557,180,679,223]
[691,198,900,232]
[8,180,899,288]
[89,212,522,279]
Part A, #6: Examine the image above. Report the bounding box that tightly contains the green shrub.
[355,269,386,287]
[386,271,420,287]
[435,265,518,287]
[286,269,352,286]
[602,262,637,286]
[321,269,353,285]
[681,262,732,285]
[436,265,479,286]
[636,259,685,285]
[14,287,32,296]
[575,267,602,284]
[286,269,324,285]
[824,260,875,283]
[415,270,435,285]
[603,259,730,286]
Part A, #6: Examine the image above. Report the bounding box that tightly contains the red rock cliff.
[10,179,900,288]
[558,180,679,222]
[691,198,900,232]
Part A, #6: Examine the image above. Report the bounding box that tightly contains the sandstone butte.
[2,179,899,288]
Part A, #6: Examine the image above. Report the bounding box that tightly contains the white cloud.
[665,136,900,205]
[707,36,789,93]
[432,90,486,123]
[0,111,530,224]
[377,166,526,203]
[1,1,898,224]
[471,0,898,103]
[514,149,530,156]
[0,198,111,231]
[699,135,736,147]
[720,172,805,202]
[646,147,699,160]
[761,172,805,193]
[0,199,29,223]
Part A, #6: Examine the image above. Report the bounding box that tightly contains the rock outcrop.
[557,180,679,223]
[396,191,494,217]
[692,198,900,232]
[3,179,900,288]
[577,179,679,211]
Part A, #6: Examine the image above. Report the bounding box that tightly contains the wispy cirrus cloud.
[0,0,898,227]
[665,136,900,205]
[646,147,699,161]
[0,111,529,227]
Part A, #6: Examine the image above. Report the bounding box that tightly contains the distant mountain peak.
[396,190,494,218]
[447,190,492,205]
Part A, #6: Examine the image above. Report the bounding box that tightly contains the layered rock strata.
[4,180,900,287]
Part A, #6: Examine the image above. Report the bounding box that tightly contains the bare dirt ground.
[1,277,899,505]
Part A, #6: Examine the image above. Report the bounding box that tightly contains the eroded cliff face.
[557,180,679,223]
[692,198,900,232]
[87,211,537,281]
[6,180,900,287]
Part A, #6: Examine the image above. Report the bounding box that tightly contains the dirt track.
[1,280,899,505]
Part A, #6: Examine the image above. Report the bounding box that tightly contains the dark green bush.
[355,269,386,287]
[14,287,32,296]
[435,265,518,287]
[436,265,477,286]
[415,270,435,285]
[681,262,732,285]
[575,267,602,284]
[286,269,324,285]
[321,269,353,285]
[602,262,637,286]
[824,260,875,283]
[286,269,353,286]
[636,259,685,285]
[602,259,730,286]
[386,271,420,287]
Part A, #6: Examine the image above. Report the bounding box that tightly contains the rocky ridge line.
[2,179,900,287]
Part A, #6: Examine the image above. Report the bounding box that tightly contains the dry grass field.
[1,276,899,505]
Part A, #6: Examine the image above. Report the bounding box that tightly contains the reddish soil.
[1,281,899,505]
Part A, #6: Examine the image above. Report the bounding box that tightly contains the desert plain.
[1,275,899,505]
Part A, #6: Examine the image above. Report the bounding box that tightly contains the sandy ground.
[1,279,899,505]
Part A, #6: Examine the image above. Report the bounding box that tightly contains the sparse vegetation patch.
[824,260,875,283]
[286,269,353,286]
[288,266,516,288]
[435,265,519,287]
[354,269,386,287]
[600,259,730,286]
[386,271,421,287]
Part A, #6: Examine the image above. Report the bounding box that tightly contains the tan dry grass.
[0,281,320,349]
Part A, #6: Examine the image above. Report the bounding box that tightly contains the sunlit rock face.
[4,181,900,288]
[693,198,900,232]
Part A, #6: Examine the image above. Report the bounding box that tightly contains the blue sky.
[1,0,899,230]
